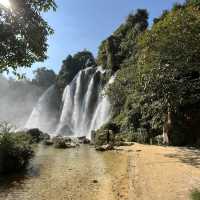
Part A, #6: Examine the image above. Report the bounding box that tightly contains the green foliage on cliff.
[97,9,148,72]
[0,0,57,74]
[99,1,200,146]
[56,50,96,91]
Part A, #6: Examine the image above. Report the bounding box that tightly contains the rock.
[52,136,78,149]
[93,129,115,146]
[95,144,114,151]
[78,136,90,144]
[63,136,72,143]
[65,143,76,148]
[52,136,67,148]
[43,133,51,140]
[43,139,53,146]
[115,141,134,146]
[92,180,98,183]
[83,138,90,144]
[26,128,50,143]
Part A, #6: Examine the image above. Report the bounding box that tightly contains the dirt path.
[122,143,200,200]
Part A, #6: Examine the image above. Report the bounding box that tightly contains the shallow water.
[0,145,128,200]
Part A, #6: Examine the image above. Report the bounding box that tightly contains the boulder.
[26,128,50,143]
[52,136,78,149]
[65,143,76,148]
[93,130,115,146]
[78,136,90,144]
[95,144,114,151]
[52,136,67,148]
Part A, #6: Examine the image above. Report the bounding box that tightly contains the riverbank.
[0,144,200,200]
[124,143,200,200]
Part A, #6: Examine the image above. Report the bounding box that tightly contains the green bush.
[191,189,200,200]
[0,133,34,174]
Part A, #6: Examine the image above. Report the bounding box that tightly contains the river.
[0,145,129,200]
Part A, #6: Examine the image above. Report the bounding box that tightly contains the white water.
[25,66,114,138]
[25,85,59,133]
[88,75,115,138]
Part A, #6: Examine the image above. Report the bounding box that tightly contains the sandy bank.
[121,143,200,200]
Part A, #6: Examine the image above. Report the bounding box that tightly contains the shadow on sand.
[165,146,200,168]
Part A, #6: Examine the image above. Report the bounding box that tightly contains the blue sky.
[27,0,185,78]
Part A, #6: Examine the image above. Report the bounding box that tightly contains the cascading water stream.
[25,66,114,138]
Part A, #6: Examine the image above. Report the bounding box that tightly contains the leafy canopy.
[0,0,57,74]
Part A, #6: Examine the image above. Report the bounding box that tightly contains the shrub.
[191,189,200,200]
[0,133,34,174]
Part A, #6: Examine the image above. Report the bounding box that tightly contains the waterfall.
[25,66,114,138]
[56,66,110,137]
[88,75,115,138]
[25,85,60,133]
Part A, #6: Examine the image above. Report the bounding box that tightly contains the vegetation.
[0,0,56,75]
[56,50,96,92]
[0,131,34,174]
[32,67,56,88]
[97,9,148,72]
[96,1,200,146]
[191,189,200,200]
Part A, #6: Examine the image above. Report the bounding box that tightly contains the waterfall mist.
[0,75,45,128]
[25,85,60,133]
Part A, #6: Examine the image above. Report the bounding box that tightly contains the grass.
[191,189,200,200]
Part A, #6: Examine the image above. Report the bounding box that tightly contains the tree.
[32,67,56,88]
[136,3,200,144]
[0,0,57,74]
[186,0,200,7]
[56,50,96,91]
